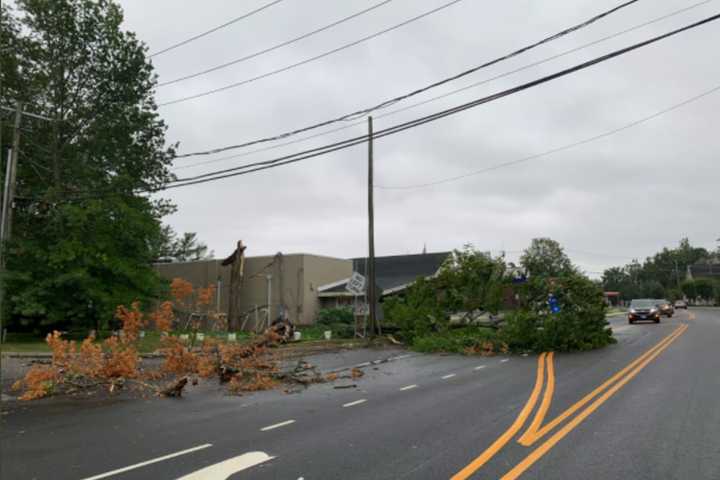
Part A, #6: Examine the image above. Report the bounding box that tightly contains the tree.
[151,228,212,262]
[2,0,175,332]
[172,232,211,262]
[680,280,697,302]
[520,238,576,279]
[694,279,716,302]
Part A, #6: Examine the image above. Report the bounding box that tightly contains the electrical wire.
[167,13,720,188]
[375,84,720,190]
[31,12,720,201]
[158,0,394,87]
[159,0,466,107]
[149,0,286,58]
[171,0,712,172]
[169,0,642,155]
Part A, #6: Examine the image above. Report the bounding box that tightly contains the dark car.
[674,300,688,309]
[655,299,674,317]
[628,299,661,324]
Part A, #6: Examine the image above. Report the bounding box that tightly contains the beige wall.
[154,254,351,329]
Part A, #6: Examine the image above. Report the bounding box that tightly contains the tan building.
[154,253,352,330]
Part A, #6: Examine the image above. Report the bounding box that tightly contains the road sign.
[346,272,367,296]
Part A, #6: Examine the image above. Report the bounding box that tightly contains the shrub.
[316,307,355,338]
[412,327,505,355]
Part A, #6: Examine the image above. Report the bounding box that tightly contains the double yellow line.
[451,323,688,480]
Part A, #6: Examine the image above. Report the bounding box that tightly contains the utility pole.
[0,101,23,345]
[367,116,377,337]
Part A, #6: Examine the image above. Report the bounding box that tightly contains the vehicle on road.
[628,299,661,324]
[655,299,674,317]
[674,299,688,309]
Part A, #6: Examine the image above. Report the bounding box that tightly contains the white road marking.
[260,420,296,431]
[474,365,486,371]
[441,374,457,379]
[80,444,212,480]
[176,451,274,479]
[399,384,418,391]
[343,399,367,408]
[392,354,412,360]
[500,359,510,363]
[354,361,371,368]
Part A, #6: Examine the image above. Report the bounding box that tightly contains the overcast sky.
[117,0,719,275]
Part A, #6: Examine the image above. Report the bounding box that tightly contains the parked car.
[674,299,688,309]
[655,299,674,317]
[628,299,661,324]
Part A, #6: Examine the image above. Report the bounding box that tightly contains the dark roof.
[690,264,720,278]
[352,252,451,292]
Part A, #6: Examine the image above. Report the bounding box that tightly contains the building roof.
[690,263,720,278]
[352,252,451,293]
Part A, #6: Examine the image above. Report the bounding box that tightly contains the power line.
[161,13,720,190]
[158,0,394,87]
[375,84,720,190]
[171,0,712,173]
[149,0,286,58]
[159,0,466,107]
[34,12,720,200]
[168,0,642,154]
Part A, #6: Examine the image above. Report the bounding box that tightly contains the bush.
[412,327,504,354]
[316,307,355,338]
[317,307,354,326]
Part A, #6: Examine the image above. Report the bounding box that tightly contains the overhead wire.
[171,0,712,172]
[168,0,643,154]
[31,12,720,201]
[158,0,395,87]
[158,0,466,107]
[167,13,720,187]
[375,84,720,190]
[149,0,286,57]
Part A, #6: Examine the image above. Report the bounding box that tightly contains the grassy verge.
[411,327,503,354]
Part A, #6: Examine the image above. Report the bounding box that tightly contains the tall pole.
[0,102,22,347]
[367,116,377,336]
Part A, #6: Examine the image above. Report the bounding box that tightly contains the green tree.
[2,0,174,332]
[520,238,576,279]
[680,280,697,302]
[694,278,716,301]
[151,228,212,262]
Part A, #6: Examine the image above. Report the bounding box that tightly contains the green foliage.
[153,228,212,262]
[520,238,576,279]
[602,238,712,301]
[316,307,355,338]
[505,273,614,352]
[411,327,502,354]
[694,278,716,301]
[680,279,697,301]
[1,0,174,331]
[384,246,505,342]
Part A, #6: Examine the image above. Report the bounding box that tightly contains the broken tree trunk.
[223,240,247,331]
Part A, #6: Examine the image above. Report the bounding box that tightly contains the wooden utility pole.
[367,116,377,336]
[0,102,23,344]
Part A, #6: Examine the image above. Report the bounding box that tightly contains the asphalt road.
[1,308,718,479]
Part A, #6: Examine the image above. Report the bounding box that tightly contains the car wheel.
[655,318,660,323]
[628,319,634,324]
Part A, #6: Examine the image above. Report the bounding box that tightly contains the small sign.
[548,294,561,314]
[196,333,205,342]
[346,272,367,296]
[227,333,237,342]
[179,333,189,342]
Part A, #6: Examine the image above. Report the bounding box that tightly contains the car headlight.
[650,308,657,313]
[629,309,636,314]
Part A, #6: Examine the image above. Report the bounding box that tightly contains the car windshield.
[630,300,656,308]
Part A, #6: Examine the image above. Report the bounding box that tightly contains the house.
[317,252,452,317]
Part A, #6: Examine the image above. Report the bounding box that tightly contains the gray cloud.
[117,0,720,273]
